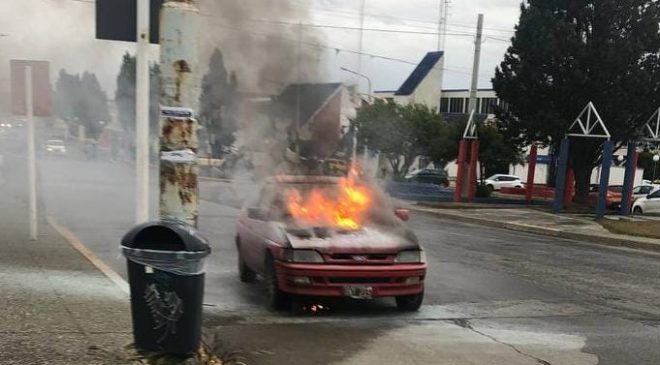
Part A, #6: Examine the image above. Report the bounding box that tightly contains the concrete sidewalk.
[0,167,132,364]
[408,205,660,253]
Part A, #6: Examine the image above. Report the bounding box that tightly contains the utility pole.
[437,0,450,51]
[159,0,201,227]
[357,0,366,92]
[467,13,484,116]
[25,66,37,240]
[135,0,150,224]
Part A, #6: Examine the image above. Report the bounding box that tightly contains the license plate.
[344,286,373,299]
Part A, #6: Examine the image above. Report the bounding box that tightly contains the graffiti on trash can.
[144,283,183,343]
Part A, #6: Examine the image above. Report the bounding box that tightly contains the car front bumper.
[275,261,426,297]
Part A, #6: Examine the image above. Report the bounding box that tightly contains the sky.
[0,0,522,109]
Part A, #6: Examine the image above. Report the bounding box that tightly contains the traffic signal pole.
[158,0,201,228]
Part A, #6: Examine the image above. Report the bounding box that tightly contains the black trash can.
[121,220,211,354]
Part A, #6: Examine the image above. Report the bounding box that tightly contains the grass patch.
[599,219,660,240]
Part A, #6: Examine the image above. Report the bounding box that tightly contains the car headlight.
[282,249,324,263]
[395,250,426,264]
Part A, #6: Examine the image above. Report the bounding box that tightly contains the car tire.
[395,291,424,312]
[633,206,643,215]
[237,241,257,283]
[265,254,291,310]
[486,184,495,192]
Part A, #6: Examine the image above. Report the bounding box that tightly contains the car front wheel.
[266,254,292,310]
[395,291,424,311]
[237,243,257,283]
[633,206,643,215]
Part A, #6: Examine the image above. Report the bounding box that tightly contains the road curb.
[410,207,660,254]
[47,216,130,295]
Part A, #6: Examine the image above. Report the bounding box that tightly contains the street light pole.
[340,67,372,102]
[653,154,659,183]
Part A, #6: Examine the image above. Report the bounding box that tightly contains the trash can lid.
[121,220,210,253]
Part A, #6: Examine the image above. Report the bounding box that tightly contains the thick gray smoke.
[199,0,325,95]
[197,0,330,207]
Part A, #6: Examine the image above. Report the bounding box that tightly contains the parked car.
[44,139,66,154]
[588,184,623,209]
[404,169,449,187]
[484,174,524,191]
[235,175,427,311]
[632,185,656,202]
[632,188,660,215]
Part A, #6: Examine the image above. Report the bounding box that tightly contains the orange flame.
[286,176,372,230]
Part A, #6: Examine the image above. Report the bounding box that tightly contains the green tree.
[493,0,660,202]
[199,48,239,158]
[354,101,455,178]
[114,53,161,135]
[53,69,110,139]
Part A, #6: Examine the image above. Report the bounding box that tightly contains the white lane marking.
[47,216,130,295]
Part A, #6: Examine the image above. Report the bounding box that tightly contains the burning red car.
[235,174,426,311]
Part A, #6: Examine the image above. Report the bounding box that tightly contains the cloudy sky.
[0,0,522,105]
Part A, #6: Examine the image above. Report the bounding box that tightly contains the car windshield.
[47,140,64,146]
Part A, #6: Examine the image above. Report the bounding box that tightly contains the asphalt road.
[33,154,660,365]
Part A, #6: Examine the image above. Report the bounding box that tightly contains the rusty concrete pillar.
[159,0,201,227]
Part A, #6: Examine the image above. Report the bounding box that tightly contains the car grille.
[327,277,392,284]
[326,253,394,264]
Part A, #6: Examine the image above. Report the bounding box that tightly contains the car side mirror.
[247,208,270,221]
[394,208,410,222]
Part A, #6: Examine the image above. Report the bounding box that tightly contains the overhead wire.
[207,22,492,82]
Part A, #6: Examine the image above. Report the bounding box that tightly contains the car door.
[644,190,660,213]
[500,176,515,188]
[489,176,502,189]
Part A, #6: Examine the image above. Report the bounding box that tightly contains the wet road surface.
[36,156,660,365]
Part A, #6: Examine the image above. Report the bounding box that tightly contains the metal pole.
[467,14,484,116]
[525,144,538,204]
[596,141,614,218]
[159,0,201,227]
[357,0,366,92]
[135,0,150,224]
[453,139,468,202]
[25,66,37,240]
[467,140,479,202]
[437,0,443,51]
[442,1,449,51]
[553,138,570,213]
[620,142,638,216]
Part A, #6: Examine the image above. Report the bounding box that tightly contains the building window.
[449,98,464,113]
[464,98,470,113]
[480,98,498,114]
[440,98,450,113]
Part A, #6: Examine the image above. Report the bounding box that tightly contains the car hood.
[284,225,419,254]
